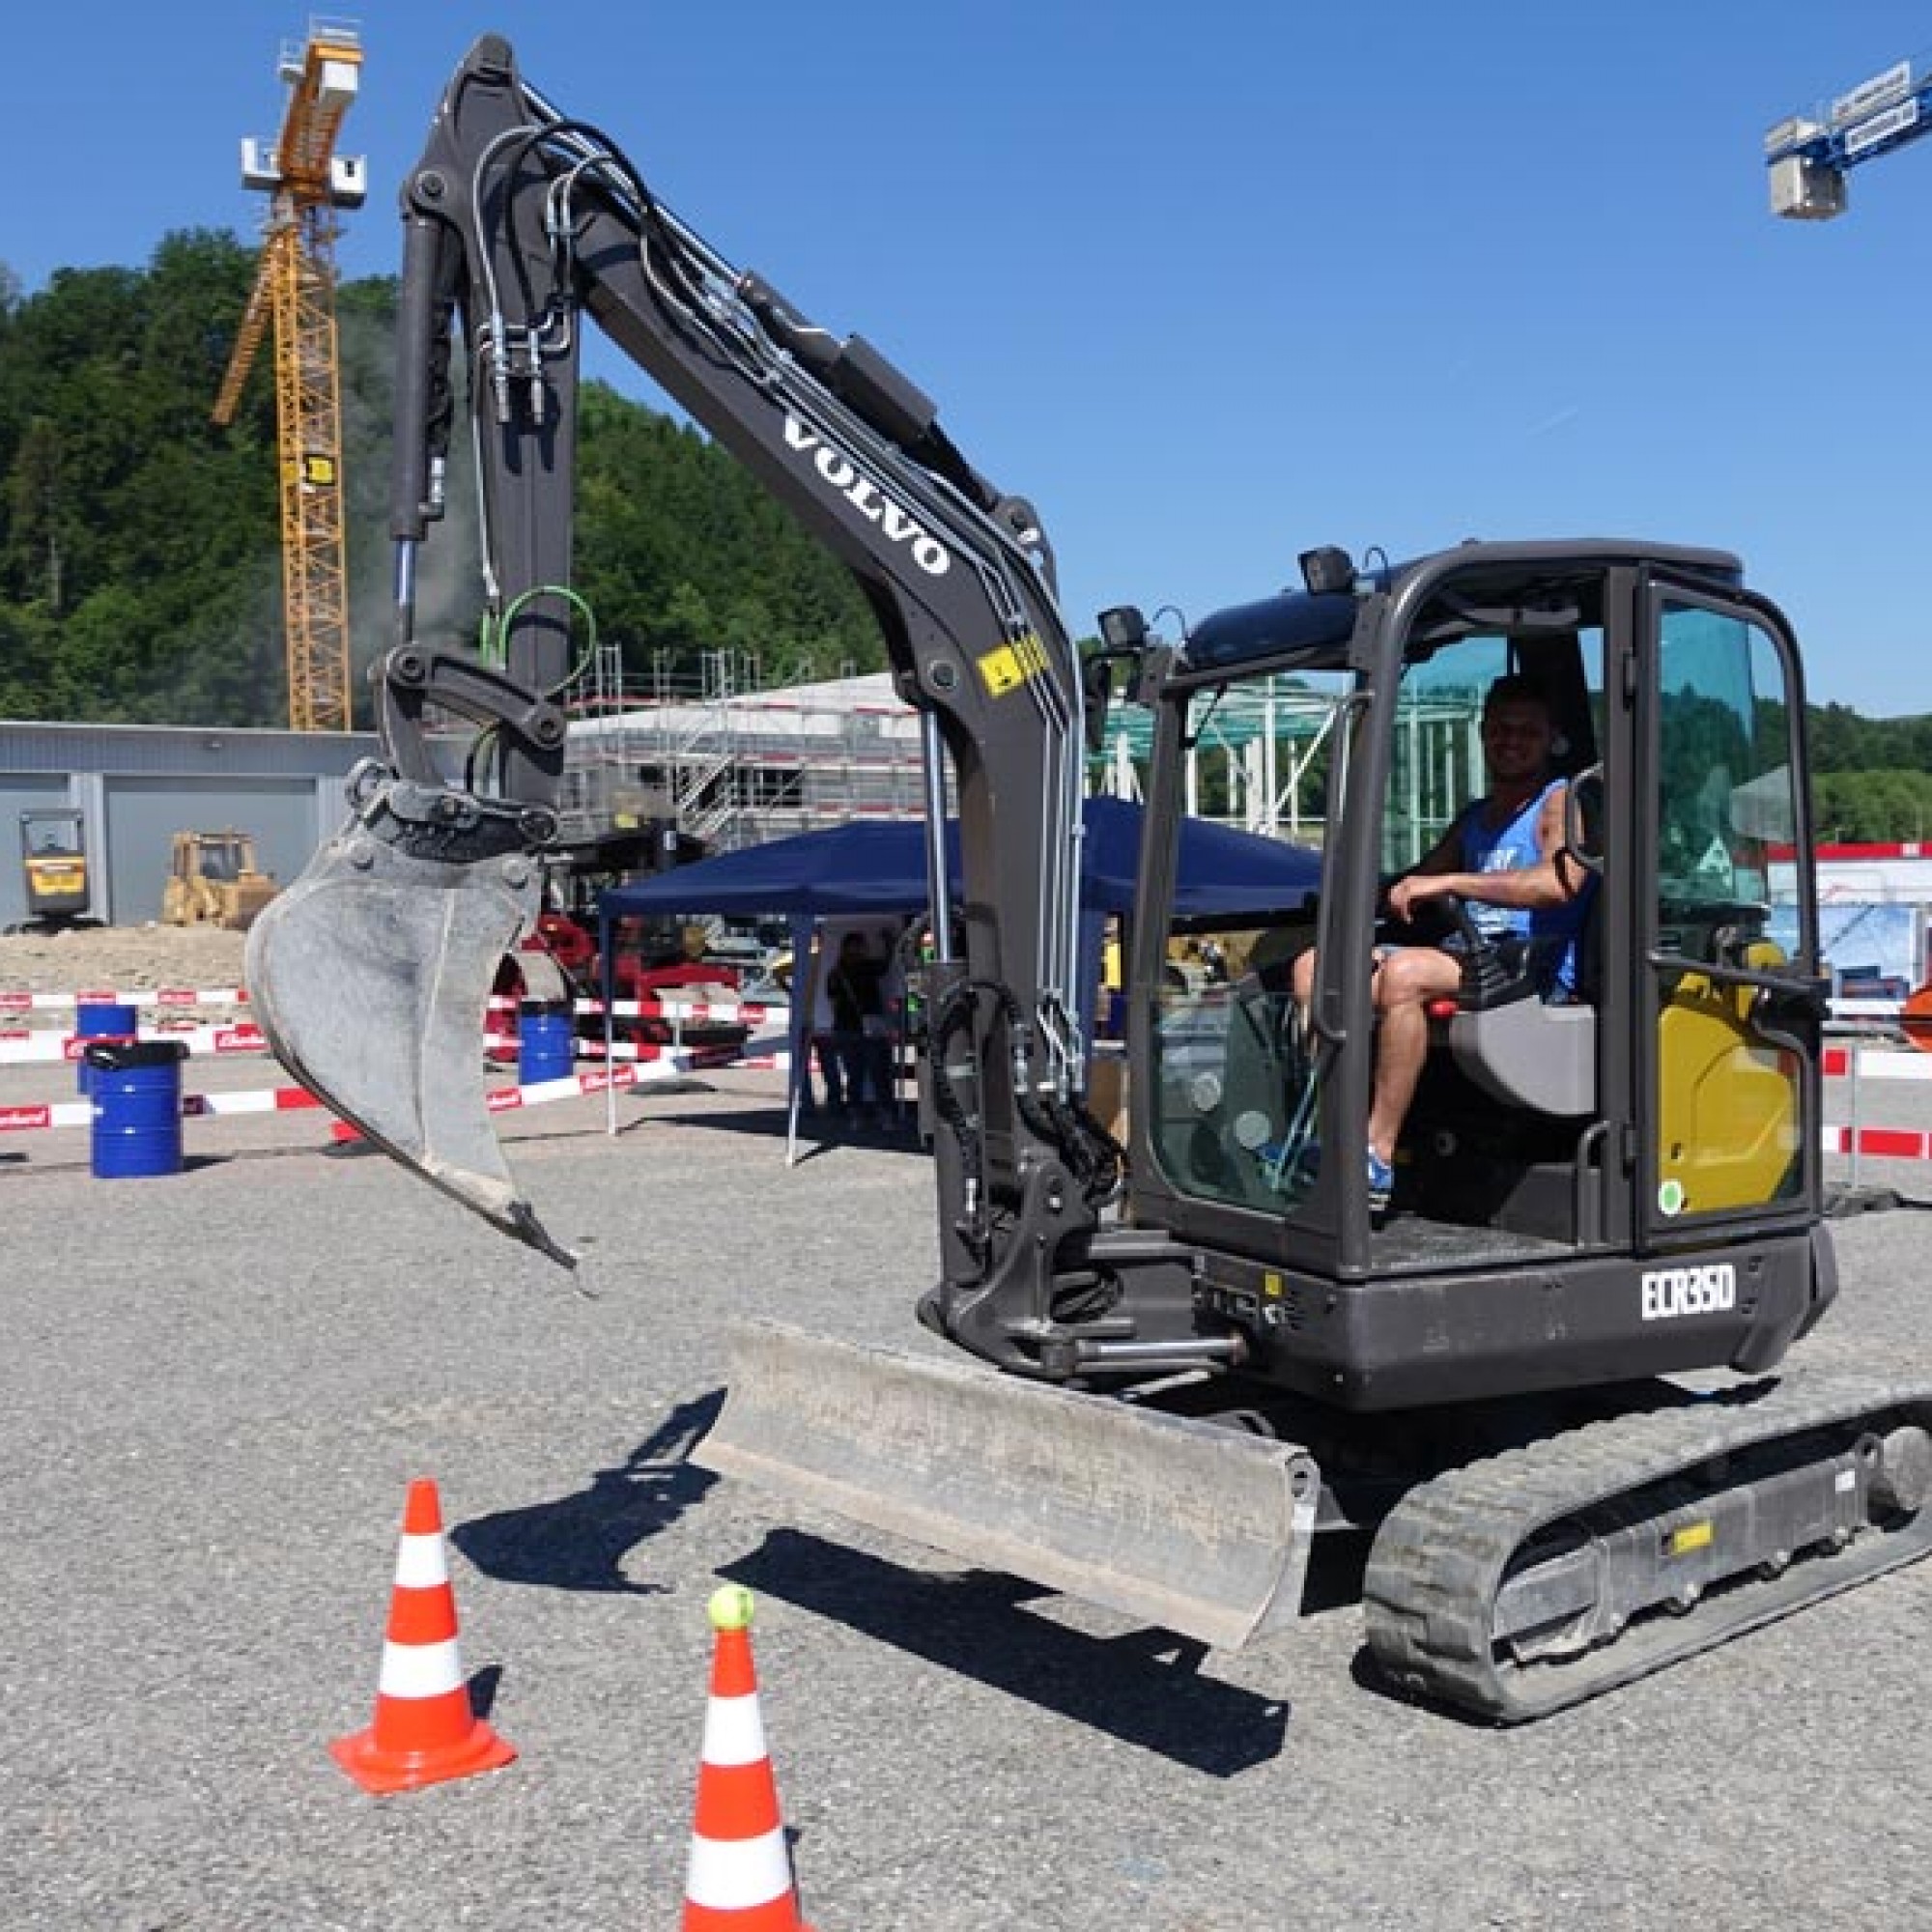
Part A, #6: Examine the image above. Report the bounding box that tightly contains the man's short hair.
[1483,672,1551,718]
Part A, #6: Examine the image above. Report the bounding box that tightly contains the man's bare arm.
[1389,785,1581,918]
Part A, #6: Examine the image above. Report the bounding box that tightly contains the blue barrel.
[74,1002,138,1094]
[86,1039,188,1179]
[518,999,575,1085]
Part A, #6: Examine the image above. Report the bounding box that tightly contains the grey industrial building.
[0,720,376,929]
[0,669,936,931]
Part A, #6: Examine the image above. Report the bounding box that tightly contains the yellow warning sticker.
[976,633,1050,697]
[1664,1520,1714,1557]
[978,645,1025,696]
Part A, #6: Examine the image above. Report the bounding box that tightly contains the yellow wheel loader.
[161,831,279,931]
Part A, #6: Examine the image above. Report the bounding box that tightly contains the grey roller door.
[103,778,322,924]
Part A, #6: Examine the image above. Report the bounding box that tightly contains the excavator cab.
[1125,543,1831,1409]
[704,545,1931,1716]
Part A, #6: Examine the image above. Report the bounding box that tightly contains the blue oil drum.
[518,1000,575,1086]
[86,1038,188,1179]
[74,1001,138,1095]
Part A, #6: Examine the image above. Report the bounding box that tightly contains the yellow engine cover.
[1656,959,1800,1217]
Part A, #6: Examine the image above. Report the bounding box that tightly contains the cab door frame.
[1633,570,1826,1253]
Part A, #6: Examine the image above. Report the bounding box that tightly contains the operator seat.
[1441,881,1601,1118]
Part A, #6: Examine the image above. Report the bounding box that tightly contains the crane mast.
[213,19,367,732]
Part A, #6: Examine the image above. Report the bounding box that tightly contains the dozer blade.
[245,825,574,1265]
[696,1320,1321,1651]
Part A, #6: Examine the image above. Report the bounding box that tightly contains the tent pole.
[786,911,815,1167]
[600,900,618,1137]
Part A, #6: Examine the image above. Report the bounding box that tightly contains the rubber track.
[1361,1370,1932,1722]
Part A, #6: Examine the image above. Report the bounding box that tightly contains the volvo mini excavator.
[247,36,1932,1720]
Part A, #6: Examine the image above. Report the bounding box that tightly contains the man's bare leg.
[1367,947,1462,1163]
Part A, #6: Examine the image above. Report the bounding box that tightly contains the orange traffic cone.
[683,1586,813,1930]
[328,1477,517,1794]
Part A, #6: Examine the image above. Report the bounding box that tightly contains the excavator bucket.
[696,1321,1322,1651]
[245,824,574,1265]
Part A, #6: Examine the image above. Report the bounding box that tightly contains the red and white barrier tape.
[0,983,1899,1027]
[0,985,785,1023]
[486,1063,646,1113]
[484,993,783,1025]
[1821,1124,1932,1161]
[483,1033,775,1065]
[3,984,776,1026]
[1822,1047,1932,1082]
[0,1022,268,1066]
[1,1100,96,1131]
[0,1048,731,1136]
[9,1090,1911,1164]
[0,986,248,1012]
[0,1079,338,1133]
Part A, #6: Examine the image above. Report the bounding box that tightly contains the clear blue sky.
[9,4,1932,716]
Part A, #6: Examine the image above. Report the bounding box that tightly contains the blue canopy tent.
[597,796,1319,1156]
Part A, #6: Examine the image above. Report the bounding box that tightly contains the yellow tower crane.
[213,20,367,733]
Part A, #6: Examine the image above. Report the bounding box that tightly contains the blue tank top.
[1455,780,1589,999]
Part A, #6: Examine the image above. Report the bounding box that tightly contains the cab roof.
[1183,538,1744,674]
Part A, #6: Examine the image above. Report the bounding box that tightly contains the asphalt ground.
[4,1043,1932,1931]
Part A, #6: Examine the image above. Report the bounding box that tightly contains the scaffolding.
[555,659,1483,859]
[560,654,928,852]
[1093,675,1479,853]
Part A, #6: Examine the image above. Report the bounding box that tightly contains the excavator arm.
[247,36,1117,1343]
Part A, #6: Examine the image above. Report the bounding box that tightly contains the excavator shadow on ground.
[631,1096,927,1162]
[453,1392,724,1596]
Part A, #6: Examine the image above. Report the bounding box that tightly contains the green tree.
[0,233,878,724]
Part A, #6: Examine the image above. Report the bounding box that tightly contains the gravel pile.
[0,922,250,995]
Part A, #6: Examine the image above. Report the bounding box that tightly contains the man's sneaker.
[1366,1148,1394,1215]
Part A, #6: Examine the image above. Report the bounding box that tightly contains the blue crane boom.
[1766,54,1932,217]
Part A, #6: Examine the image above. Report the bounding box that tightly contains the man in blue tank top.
[1292,673,1591,1213]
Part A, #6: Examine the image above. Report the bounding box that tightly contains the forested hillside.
[0,232,1926,834]
[1808,705,1932,843]
[0,231,878,730]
